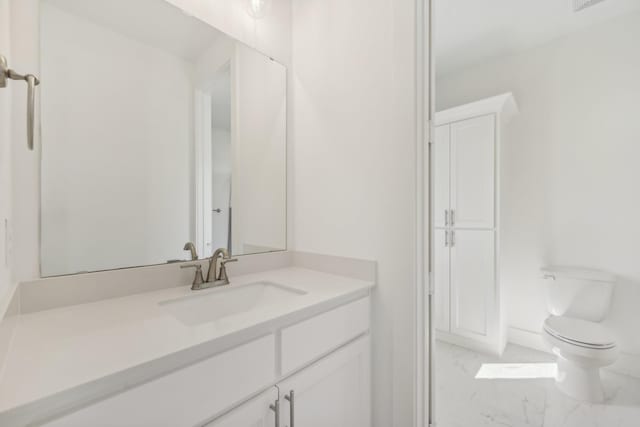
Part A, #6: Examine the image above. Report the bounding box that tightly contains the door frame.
[0,0,12,302]
[194,90,213,258]
[414,0,434,427]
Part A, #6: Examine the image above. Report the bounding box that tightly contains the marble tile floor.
[435,340,640,427]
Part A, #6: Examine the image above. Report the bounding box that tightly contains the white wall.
[232,43,287,254]
[8,0,292,282]
[40,3,194,275]
[437,12,640,358]
[291,0,420,425]
[165,0,292,65]
[193,36,234,90]
[0,0,12,300]
[9,0,39,285]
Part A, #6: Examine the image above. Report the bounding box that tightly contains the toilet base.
[555,356,604,403]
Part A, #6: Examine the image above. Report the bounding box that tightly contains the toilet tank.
[541,266,616,322]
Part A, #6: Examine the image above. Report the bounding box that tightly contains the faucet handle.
[181,263,205,288]
[220,257,238,265]
[217,257,238,282]
[180,263,202,269]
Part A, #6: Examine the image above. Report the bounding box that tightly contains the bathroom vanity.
[0,264,373,426]
[0,1,374,426]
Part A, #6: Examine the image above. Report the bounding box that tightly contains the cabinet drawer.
[43,335,276,427]
[280,297,370,374]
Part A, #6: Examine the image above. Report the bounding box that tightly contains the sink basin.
[159,281,306,326]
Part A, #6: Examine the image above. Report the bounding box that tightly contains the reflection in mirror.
[39,0,286,276]
[434,0,640,424]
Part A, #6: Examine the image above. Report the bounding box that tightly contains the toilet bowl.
[542,315,617,402]
[541,266,617,403]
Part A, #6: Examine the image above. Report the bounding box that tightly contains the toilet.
[541,266,617,403]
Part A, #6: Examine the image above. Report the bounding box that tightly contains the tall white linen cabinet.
[434,93,518,355]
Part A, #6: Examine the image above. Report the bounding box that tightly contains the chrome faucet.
[207,248,237,285]
[183,242,198,260]
[181,247,237,291]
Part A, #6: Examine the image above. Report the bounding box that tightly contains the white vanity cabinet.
[41,297,371,427]
[203,388,278,427]
[41,335,278,427]
[278,336,371,427]
[449,229,496,340]
[208,335,370,427]
[433,94,518,355]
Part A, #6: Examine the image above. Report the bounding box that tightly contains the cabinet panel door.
[204,388,278,427]
[434,229,450,332]
[279,336,371,427]
[41,336,275,427]
[450,115,495,229]
[450,229,495,339]
[434,125,451,228]
[281,298,370,375]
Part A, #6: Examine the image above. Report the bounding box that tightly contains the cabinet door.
[450,229,495,340]
[41,336,276,427]
[278,336,371,427]
[434,125,451,228]
[434,229,450,332]
[450,115,495,229]
[204,387,278,427]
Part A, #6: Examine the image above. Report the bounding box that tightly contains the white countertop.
[0,267,373,424]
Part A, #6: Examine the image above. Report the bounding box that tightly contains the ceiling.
[435,0,640,77]
[45,0,226,61]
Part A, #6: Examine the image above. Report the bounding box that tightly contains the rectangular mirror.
[39,0,287,276]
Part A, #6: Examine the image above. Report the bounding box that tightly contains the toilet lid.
[544,316,616,349]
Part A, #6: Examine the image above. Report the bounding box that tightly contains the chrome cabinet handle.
[212,208,222,213]
[451,210,455,226]
[285,390,295,427]
[1,54,40,151]
[270,398,280,427]
[445,230,449,247]
[451,230,455,247]
[444,209,449,226]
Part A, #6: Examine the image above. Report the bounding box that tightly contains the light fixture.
[247,0,271,19]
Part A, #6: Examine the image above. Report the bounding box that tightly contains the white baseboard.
[508,326,640,379]
[508,326,550,354]
[436,330,501,356]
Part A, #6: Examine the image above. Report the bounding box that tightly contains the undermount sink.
[159,281,307,326]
